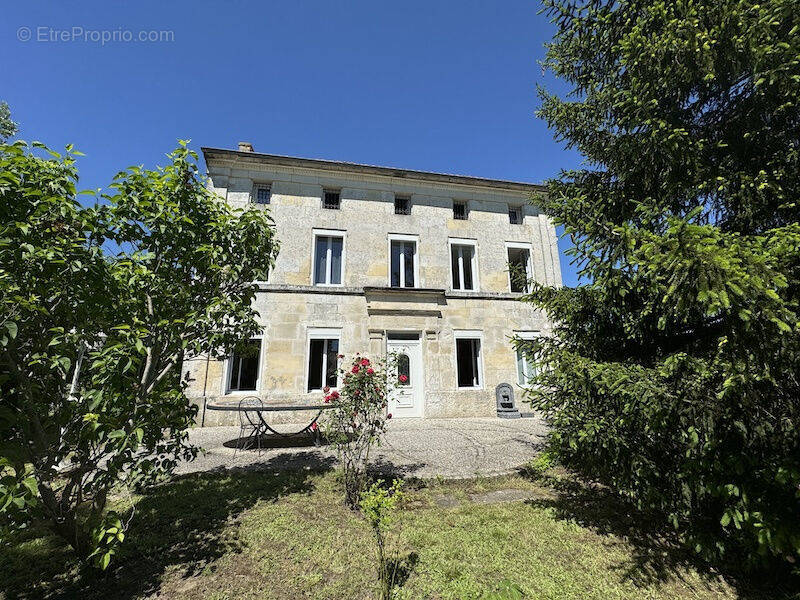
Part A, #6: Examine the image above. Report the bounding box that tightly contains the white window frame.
[305,327,342,393]
[223,336,264,395]
[252,183,272,205]
[388,233,420,288]
[448,237,479,292]
[311,228,346,287]
[505,241,534,293]
[513,331,539,387]
[454,330,484,390]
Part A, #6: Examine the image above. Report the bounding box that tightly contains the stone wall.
[184,153,560,425]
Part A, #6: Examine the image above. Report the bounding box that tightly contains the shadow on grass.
[388,550,419,592]
[519,467,798,600]
[0,452,335,600]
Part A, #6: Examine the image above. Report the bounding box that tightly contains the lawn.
[0,458,788,599]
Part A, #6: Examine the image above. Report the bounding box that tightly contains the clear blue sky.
[4,1,583,286]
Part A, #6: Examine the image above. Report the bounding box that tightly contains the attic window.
[394,196,411,215]
[509,206,522,224]
[323,190,341,210]
[254,185,271,205]
[453,201,468,220]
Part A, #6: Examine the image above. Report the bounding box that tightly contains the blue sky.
[3,1,583,285]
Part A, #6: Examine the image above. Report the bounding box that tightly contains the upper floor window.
[449,238,478,291]
[323,189,341,210]
[394,196,411,215]
[253,184,271,205]
[313,230,344,286]
[389,235,418,288]
[453,200,468,220]
[508,205,522,224]
[506,243,533,293]
[227,338,261,392]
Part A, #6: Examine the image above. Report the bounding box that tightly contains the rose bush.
[323,353,394,508]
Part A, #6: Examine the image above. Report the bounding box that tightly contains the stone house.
[184,143,561,425]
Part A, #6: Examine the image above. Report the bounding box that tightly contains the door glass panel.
[397,353,410,386]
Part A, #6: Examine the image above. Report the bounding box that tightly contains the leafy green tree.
[0,140,279,567]
[0,102,16,143]
[524,0,800,567]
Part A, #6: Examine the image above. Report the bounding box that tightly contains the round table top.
[205,400,333,412]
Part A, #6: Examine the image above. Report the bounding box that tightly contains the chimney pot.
[238,141,254,153]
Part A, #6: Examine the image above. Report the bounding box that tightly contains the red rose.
[324,395,331,403]
[311,422,318,431]
[387,413,392,419]
[361,358,370,366]
[338,354,344,359]
[323,385,330,393]
[331,390,340,399]
[398,374,408,383]
[351,365,360,374]
[367,368,374,375]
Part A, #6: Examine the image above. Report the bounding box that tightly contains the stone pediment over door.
[363,286,446,318]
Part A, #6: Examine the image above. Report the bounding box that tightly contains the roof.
[201,147,546,194]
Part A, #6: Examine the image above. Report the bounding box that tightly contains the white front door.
[387,335,424,418]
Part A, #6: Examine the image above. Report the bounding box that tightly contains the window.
[253,184,271,205]
[506,244,533,293]
[514,332,539,387]
[397,353,411,386]
[323,189,341,209]
[394,196,411,215]
[227,339,261,392]
[449,239,478,291]
[313,231,344,285]
[389,236,418,288]
[453,201,468,220]
[508,206,522,224]
[307,330,340,391]
[455,333,482,388]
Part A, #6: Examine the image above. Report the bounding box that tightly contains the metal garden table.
[206,398,333,449]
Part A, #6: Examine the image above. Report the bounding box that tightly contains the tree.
[524,0,800,568]
[0,102,16,143]
[0,140,279,567]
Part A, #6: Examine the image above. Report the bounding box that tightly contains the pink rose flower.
[323,385,330,393]
[331,390,340,399]
[387,413,392,419]
[361,358,370,366]
[366,368,374,375]
[398,374,408,383]
[352,365,360,374]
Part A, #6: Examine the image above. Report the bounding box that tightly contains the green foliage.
[525,0,800,568]
[360,479,405,600]
[0,102,16,143]
[323,354,395,509]
[0,140,279,567]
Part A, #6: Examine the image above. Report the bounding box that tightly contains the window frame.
[454,330,484,390]
[448,237,479,292]
[311,228,346,287]
[223,337,264,395]
[453,200,468,220]
[508,205,523,225]
[252,183,272,205]
[322,188,341,210]
[505,242,533,293]
[513,331,539,387]
[305,327,342,393]
[387,233,420,288]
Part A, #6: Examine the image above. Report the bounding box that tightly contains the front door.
[387,335,423,418]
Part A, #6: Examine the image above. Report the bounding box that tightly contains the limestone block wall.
[184,152,561,425]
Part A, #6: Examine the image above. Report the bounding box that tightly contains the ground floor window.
[307,334,340,392]
[514,332,540,387]
[455,334,482,388]
[227,339,261,392]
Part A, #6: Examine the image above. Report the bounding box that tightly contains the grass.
[0,455,793,600]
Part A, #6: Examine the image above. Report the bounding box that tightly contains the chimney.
[238,141,254,153]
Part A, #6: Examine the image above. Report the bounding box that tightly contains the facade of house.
[184,143,561,425]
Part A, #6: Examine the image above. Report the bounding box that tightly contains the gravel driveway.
[177,416,547,479]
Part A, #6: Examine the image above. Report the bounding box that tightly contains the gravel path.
[177,417,547,479]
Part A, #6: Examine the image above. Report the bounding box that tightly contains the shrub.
[360,479,405,600]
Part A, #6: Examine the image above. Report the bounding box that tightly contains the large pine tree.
[526,0,800,567]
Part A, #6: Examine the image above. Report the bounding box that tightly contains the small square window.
[254,185,271,205]
[323,190,341,210]
[453,201,468,220]
[509,206,522,224]
[394,196,411,215]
